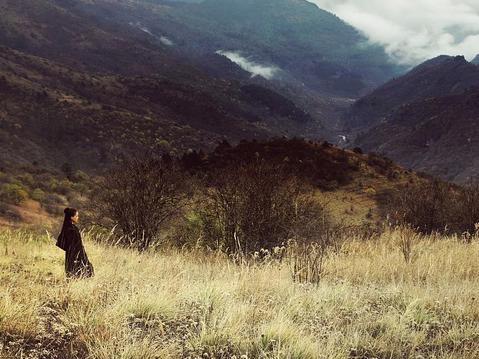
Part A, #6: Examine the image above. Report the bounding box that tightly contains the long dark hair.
[63,207,77,226]
[56,207,77,250]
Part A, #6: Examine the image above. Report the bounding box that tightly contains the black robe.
[57,222,94,278]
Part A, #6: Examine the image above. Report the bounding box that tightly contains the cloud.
[307,0,479,65]
[129,22,174,46]
[159,36,174,46]
[216,50,279,79]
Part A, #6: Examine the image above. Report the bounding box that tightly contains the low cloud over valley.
[308,0,479,65]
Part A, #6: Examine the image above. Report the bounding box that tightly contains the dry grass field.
[0,227,478,358]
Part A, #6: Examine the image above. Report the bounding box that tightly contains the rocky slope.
[347,55,479,130]
[355,87,479,182]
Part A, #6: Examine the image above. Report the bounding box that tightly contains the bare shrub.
[287,225,336,285]
[400,233,413,263]
[92,156,188,250]
[387,180,479,235]
[387,180,458,234]
[288,241,328,284]
[286,194,335,284]
[196,160,332,259]
[394,227,420,264]
[286,214,368,284]
[458,181,479,235]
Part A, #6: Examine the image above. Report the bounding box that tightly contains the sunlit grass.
[0,228,478,358]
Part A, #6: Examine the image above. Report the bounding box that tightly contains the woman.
[56,207,94,278]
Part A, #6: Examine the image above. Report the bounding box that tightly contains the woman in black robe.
[56,207,94,278]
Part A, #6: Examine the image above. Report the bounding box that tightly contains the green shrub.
[47,178,59,192]
[33,173,54,191]
[44,193,64,205]
[17,173,35,187]
[44,204,63,216]
[31,188,46,202]
[71,182,89,195]
[55,180,72,195]
[73,170,89,182]
[0,183,29,204]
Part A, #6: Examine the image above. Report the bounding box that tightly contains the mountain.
[352,55,479,181]
[472,55,479,65]
[0,0,407,174]
[0,0,426,226]
[1,0,352,171]
[0,0,183,74]
[0,45,326,170]
[347,55,479,130]
[0,0,414,175]
[355,86,479,182]
[103,0,402,97]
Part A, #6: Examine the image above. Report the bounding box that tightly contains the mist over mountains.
[0,0,399,169]
[2,4,479,358]
[0,0,478,182]
[99,0,403,96]
[307,0,479,65]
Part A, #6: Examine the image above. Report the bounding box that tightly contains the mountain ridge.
[347,55,479,131]
[0,44,326,171]
[352,55,479,181]
[0,0,406,174]
[76,0,402,97]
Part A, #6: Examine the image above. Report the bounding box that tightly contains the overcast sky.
[307,0,479,65]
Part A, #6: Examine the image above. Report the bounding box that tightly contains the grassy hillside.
[0,138,421,228]
[1,228,478,358]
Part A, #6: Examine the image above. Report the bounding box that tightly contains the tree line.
[89,139,479,254]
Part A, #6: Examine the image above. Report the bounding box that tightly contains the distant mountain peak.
[352,53,479,182]
[348,54,479,130]
[412,55,467,72]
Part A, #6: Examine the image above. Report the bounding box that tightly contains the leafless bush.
[91,156,188,250]
[387,180,457,234]
[288,241,328,285]
[395,227,420,264]
[287,225,337,285]
[388,180,479,235]
[457,181,479,235]
[286,194,335,284]
[196,160,332,259]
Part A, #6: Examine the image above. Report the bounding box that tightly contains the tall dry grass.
[0,227,478,358]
